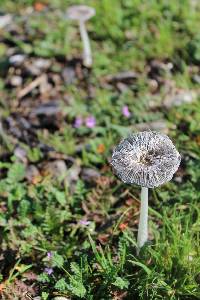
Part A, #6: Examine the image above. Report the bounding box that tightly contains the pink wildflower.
[47,252,52,260]
[85,116,96,128]
[44,267,53,275]
[79,220,91,226]
[74,116,83,128]
[122,105,131,118]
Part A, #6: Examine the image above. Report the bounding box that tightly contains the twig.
[17,74,47,99]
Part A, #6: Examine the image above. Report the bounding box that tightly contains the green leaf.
[51,188,66,206]
[52,253,64,268]
[38,273,50,283]
[113,276,129,289]
[68,279,86,298]
[128,260,152,275]
[7,163,25,182]
[55,278,68,291]
[41,292,49,300]
[70,262,81,276]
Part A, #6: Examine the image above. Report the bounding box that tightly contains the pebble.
[14,146,27,163]
[53,297,70,300]
[33,58,51,69]
[26,165,40,183]
[62,66,76,84]
[44,160,68,178]
[9,54,26,66]
[10,75,22,86]
[31,102,60,116]
[0,14,12,28]
[135,120,168,133]
[81,168,100,183]
[163,90,196,108]
[106,71,138,82]
[192,74,200,84]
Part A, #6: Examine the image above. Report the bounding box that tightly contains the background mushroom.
[110,131,181,253]
[66,5,95,67]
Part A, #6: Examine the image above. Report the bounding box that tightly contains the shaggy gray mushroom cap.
[110,131,181,188]
[67,5,95,22]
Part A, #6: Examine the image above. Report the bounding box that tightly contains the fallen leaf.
[97,234,109,245]
[0,282,6,293]
[195,136,200,146]
[97,143,105,154]
[119,223,128,231]
[34,2,46,11]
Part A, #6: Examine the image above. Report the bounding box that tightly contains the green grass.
[0,0,200,299]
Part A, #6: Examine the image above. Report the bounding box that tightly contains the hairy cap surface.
[110,131,181,188]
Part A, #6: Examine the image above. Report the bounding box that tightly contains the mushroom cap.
[110,131,181,188]
[66,5,96,22]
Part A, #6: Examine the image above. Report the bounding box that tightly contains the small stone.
[26,165,40,183]
[192,74,200,84]
[62,66,76,84]
[135,120,168,133]
[66,162,81,183]
[81,168,100,183]
[53,297,70,300]
[116,82,128,92]
[31,102,60,116]
[14,146,27,163]
[106,71,138,83]
[25,58,51,76]
[148,79,158,93]
[174,176,182,183]
[10,75,22,86]
[44,160,67,178]
[34,58,51,69]
[188,255,193,262]
[0,14,12,28]
[163,90,196,108]
[9,54,26,66]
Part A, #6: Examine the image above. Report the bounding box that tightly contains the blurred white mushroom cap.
[66,5,95,22]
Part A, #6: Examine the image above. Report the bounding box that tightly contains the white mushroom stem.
[79,20,92,67]
[137,187,148,253]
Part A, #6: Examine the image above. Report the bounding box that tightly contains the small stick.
[17,74,46,99]
[137,187,148,254]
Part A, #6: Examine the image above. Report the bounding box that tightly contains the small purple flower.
[79,220,91,226]
[85,116,96,128]
[74,116,83,128]
[122,105,131,118]
[44,267,53,275]
[47,252,52,260]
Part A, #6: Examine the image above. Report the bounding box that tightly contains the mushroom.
[66,5,95,67]
[110,131,181,253]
